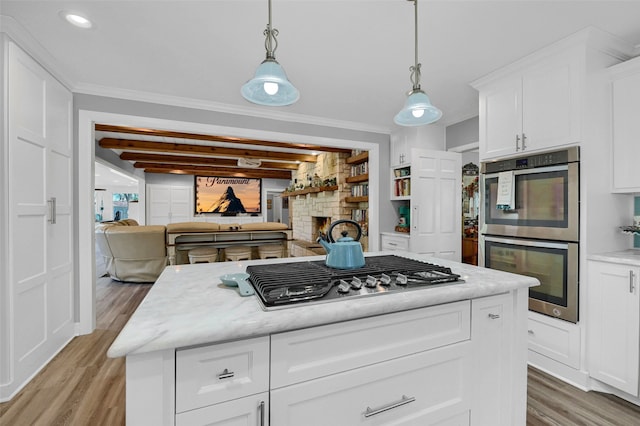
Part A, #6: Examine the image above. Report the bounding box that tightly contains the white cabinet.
[271,343,471,426]
[175,336,270,425]
[380,232,410,251]
[176,393,268,426]
[475,49,580,160]
[471,293,513,426]
[609,56,640,193]
[587,260,640,396]
[1,38,75,400]
[527,311,581,369]
[270,302,472,425]
[124,290,529,425]
[147,184,192,225]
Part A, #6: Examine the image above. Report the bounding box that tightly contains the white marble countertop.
[587,249,640,266]
[107,251,539,358]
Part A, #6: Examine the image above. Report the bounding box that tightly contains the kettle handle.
[327,219,362,243]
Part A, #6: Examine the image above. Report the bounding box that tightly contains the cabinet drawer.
[271,301,470,388]
[381,233,410,251]
[176,336,269,413]
[271,341,471,426]
[176,392,269,426]
[527,312,580,368]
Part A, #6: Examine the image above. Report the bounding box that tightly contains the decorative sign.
[195,176,262,214]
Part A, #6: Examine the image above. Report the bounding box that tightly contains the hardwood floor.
[2,278,640,425]
[0,277,152,426]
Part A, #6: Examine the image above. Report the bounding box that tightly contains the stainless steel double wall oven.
[480,147,579,322]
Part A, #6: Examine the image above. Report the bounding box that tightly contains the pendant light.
[394,0,442,126]
[241,0,299,106]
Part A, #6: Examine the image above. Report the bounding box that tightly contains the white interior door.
[410,149,462,260]
[2,41,74,400]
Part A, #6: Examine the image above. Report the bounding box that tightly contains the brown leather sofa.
[95,219,168,283]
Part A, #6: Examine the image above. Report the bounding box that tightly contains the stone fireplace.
[289,152,368,251]
[312,216,332,241]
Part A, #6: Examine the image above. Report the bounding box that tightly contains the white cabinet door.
[3,41,74,399]
[410,149,461,260]
[521,55,581,153]
[471,293,513,426]
[271,342,471,426]
[479,77,521,160]
[587,261,640,396]
[176,392,268,426]
[478,51,580,160]
[611,59,640,193]
[147,184,192,225]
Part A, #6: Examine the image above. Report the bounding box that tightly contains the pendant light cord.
[264,0,279,60]
[409,0,422,91]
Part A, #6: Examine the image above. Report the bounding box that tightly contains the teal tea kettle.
[316,219,366,269]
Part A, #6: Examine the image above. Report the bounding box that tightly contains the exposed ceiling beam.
[95,124,351,154]
[138,163,292,179]
[99,138,318,162]
[119,152,299,170]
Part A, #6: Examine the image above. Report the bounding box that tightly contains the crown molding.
[0,15,75,90]
[74,83,392,135]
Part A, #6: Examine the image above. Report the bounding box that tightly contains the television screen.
[195,176,262,214]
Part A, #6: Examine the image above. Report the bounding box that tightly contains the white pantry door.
[2,41,74,400]
[409,149,462,261]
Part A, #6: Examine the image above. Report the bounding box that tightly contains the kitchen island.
[108,251,538,426]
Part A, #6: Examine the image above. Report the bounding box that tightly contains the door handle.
[48,197,57,224]
[258,400,265,426]
[630,270,636,294]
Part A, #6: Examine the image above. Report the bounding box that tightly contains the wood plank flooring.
[2,277,640,425]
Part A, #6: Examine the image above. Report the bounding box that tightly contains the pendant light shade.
[394,89,442,126]
[394,0,442,126]
[242,0,299,106]
[242,59,299,106]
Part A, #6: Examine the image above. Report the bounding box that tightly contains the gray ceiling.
[3,1,640,132]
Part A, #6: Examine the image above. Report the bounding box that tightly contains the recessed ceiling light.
[60,11,93,29]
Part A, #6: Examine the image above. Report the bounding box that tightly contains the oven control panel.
[481,146,579,173]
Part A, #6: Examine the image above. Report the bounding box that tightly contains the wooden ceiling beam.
[119,152,299,170]
[100,138,317,163]
[138,163,292,180]
[95,123,352,154]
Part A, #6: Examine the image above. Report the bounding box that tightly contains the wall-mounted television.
[195,176,262,214]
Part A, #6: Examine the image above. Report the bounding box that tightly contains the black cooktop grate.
[246,255,462,309]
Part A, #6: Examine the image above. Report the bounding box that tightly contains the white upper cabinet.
[472,28,639,163]
[475,49,581,160]
[609,56,640,193]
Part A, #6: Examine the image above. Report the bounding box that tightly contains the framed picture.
[195,176,262,214]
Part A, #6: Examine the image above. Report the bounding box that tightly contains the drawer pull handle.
[488,313,500,320]
[528,329,534,335]
[218,368,235,380]
[630,270,635,294]
[363,395,415,418]
[388,242,398,246]
[258,400,265,426]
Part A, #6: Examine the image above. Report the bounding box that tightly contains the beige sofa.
[95,219,168,283]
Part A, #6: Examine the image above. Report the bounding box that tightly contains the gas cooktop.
[246,255,463,310]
